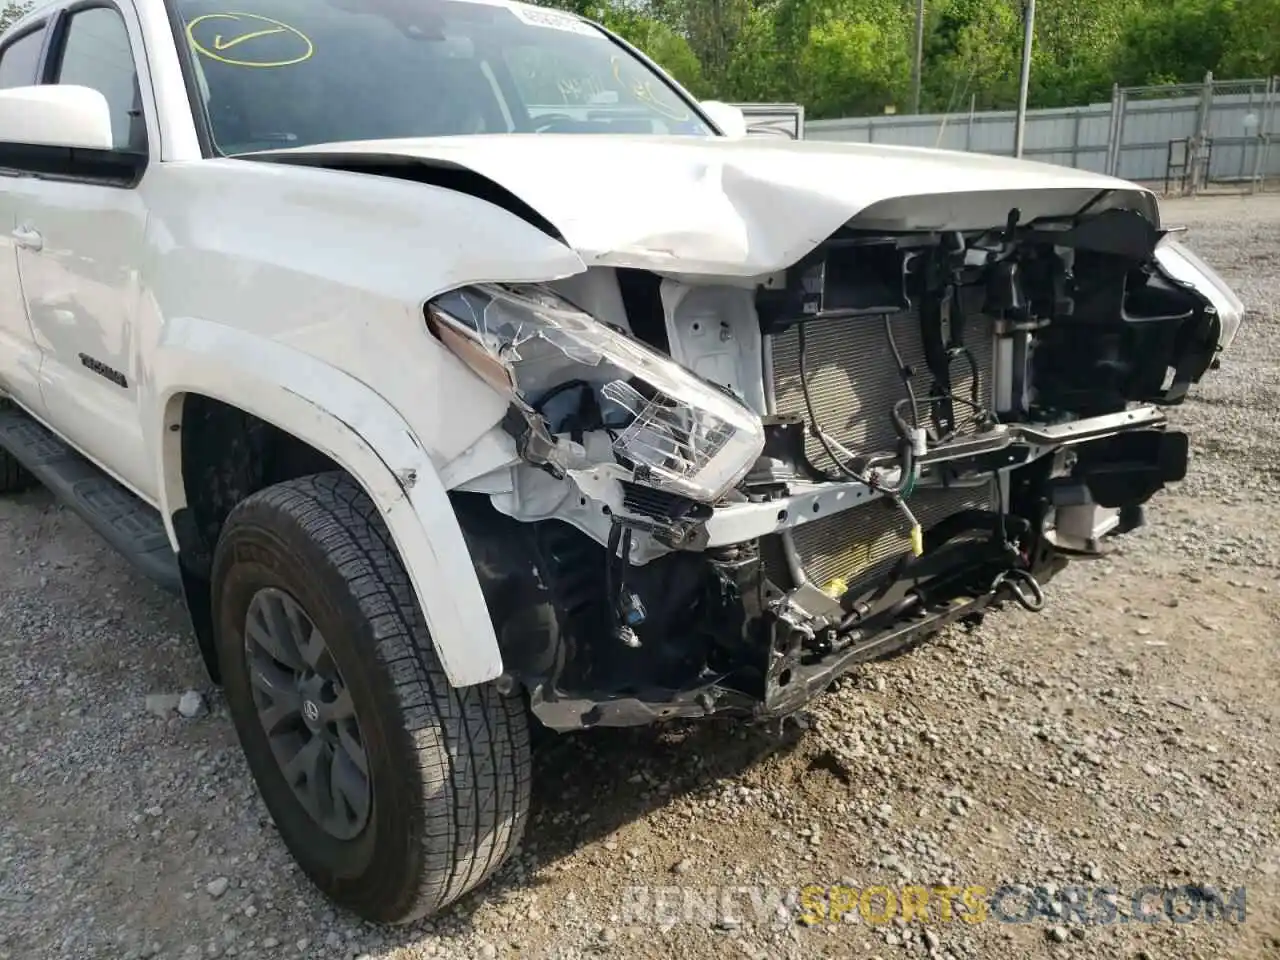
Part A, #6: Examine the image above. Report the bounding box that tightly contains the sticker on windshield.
[508,5,601,37]
[187,13,314,67]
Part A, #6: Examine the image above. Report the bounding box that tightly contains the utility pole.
[911,0,925,114]
[1013,0,1035,157]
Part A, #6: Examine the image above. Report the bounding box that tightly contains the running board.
[0,408,180,593]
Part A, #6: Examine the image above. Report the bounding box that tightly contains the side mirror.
[700,100,748,139]
[0,85,114,150]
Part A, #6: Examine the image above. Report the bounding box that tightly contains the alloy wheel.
[243,587,371,840]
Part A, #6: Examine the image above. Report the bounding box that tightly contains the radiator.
[766,307,997,592]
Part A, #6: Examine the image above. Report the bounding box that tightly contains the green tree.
[1219,0,1280,78]
[596,5,709,96]
[535,1,707,96]
[531,0,1280,119]
[797,14,911,117]
[1112,0,1235,87]
[724,5,793,102]
[636,0,753,95]
[761,0,912,116]
[920,0,1022,112]
[1031,0,1139,106]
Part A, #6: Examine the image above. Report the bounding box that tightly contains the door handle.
[12,226,42,252]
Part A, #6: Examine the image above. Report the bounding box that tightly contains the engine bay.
[426,203,1224,730]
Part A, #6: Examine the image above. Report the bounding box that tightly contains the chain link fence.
[1107,74,1277,195]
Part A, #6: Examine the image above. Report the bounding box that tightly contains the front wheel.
[211,472,530,923]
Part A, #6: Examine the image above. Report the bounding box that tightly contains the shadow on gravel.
[15,491,811,949]
[429,716,810,934]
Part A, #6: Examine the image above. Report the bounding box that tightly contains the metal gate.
[1107,74,1277,195]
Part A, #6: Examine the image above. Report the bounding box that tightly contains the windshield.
[169,0,713,154]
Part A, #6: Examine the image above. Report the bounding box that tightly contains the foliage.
[2,0,1271,118]
[1220,0,1280,78]
[797,14,911,117]
[920,0,1024,112]
[539,0,1280,120]
[1111,0,1235,87]
[595,4,709,96]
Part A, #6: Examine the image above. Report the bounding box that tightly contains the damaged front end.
[427,201,1236,732]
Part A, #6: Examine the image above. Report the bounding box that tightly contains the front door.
[0,20,52,414]
[9,1,155,499]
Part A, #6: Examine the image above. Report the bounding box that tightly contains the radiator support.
[765,306,999,595]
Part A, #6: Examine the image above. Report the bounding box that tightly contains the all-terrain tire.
[0,401,35,494]
[0,452,33,494]
[211,471,531,924]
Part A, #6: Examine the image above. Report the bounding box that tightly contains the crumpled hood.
[260,134,1159,276]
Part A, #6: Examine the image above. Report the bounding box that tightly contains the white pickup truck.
[0,0,1243,925]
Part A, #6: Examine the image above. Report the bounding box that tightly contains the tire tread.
[0,401,35,495]
[228,472,530,923]
[0,452,33,494]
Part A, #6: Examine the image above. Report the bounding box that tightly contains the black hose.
[887,594,922,619]
[835,592,921,638]
[799,323,915,495]
[956,344,982,417]
[798,322,864,482]
[532,378,592,413]
[884,315,920,431]
[797,449,846,484]
[835,556,911,632]
[895,394,988,445]
[891,398,915,441]
[605,523,621,634]
[895,438,916,495]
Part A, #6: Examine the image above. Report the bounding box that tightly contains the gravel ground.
[2,194,1280,960]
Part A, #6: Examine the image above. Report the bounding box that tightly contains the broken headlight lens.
[427,283,765,502]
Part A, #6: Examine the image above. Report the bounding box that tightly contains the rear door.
[0,19,51,413]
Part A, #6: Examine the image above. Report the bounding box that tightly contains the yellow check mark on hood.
[213,27,286,51]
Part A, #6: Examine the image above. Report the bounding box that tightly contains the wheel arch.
[150,317,503,689]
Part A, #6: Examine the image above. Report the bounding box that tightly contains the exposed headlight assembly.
[1155,237,1245,354]
[427,283,765,502]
